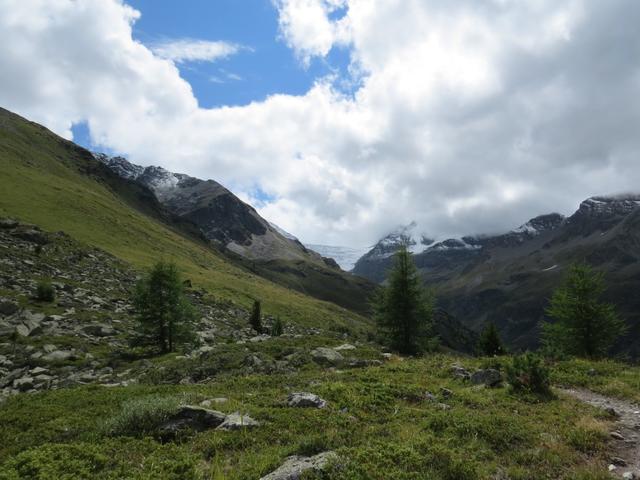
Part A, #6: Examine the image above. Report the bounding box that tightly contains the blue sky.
[129,0,349,108]
[74,0,352,155]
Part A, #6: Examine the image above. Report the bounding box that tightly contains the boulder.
[81,324,116,337]
[287,392,327,409]
[470,369,502,387]
[0,301,19,317]
[41,350,76,362]
[12,229,48,245]
[158,406,227,439]
[16,311,45,337]
[311,347,344,367]
[217,412,260,431]
[0,218,18,229]
[451,364,471,380]
[13,376,34,391]
[260,451,338,480]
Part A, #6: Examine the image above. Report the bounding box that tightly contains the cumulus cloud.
[151,39,245,63]
[1,0,639,247]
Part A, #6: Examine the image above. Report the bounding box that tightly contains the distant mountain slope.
[0,106,370,333]
[355,198,640,356]
[94,153,376,314]
[95,154,323,263]
[352,222,433,282]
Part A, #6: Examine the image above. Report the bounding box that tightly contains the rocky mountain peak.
[572,195,640,220]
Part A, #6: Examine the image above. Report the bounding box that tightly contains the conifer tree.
[250,299,262,334]
[478,321,506,356]
[133,260,196,353]
[543,263,626,358]
[374,246,436,354]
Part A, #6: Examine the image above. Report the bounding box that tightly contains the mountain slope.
[355,199,640,356]
[0,107,370,333]
[94,154,376,314]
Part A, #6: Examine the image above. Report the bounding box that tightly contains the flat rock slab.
[260,451,338,480]
[217,412,260,431]
[287,392,327,409]
[311,347,344,367]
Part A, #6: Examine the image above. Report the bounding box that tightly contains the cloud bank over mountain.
[1,0,639,246]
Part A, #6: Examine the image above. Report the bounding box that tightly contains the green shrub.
[103,395,183,438]
[506,353,553,398]
[35,279,55,302]
[271,316,284,336]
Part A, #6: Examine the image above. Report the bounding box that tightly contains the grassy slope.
[0,109,369,334]
[0,353,629,479]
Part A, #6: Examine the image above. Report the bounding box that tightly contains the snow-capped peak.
[268,222,298,241]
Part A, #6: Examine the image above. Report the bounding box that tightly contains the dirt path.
[559,388,640,478]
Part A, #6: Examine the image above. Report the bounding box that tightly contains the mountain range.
[353,197,640,357]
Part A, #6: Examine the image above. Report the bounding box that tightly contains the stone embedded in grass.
[41,350,76,362]
[200,398,228,407]
[470,368,502,387]
[287,392,327,409]
[0,300,19,316]
[311,347,344,367]
[158,406,227,439]
[216,412,260,431]
[450,364,471,380]
[333,344,356,351]
[260,451,338,480]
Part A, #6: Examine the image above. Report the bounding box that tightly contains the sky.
[1,0,640,248]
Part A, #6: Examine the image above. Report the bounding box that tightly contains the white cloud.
[151,39,245,64]
[273,0,350,64]
[1,0,639,248]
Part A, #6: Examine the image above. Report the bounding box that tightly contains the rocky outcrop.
[287,392,327,409]
[260,451,338,480]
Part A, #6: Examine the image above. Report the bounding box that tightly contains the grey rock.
[200,398,228,408]
[12,229,48,245]
[81,324,116,337]
[0,218,19,229]
[611,431,625,440]
[470,369,502,387]
[451,364,471,380]
[13,376,34,391]
[0,301,19,317]
[16,311,45,337]
[217,412,260,431]
[311,347,344,367]
[158,406,227,439]
[260,451,338,480]
[333,343,356,351]
[287,392,327,409]
[42,350,75,362]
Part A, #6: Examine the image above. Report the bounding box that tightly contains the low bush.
[506,353,553,398]
[35,279,55,302]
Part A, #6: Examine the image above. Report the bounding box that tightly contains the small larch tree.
[478,321,506,356]
[542,263,626,358]
[249,300,262,334]
[374,245,436,355]
[134,260,196,353]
